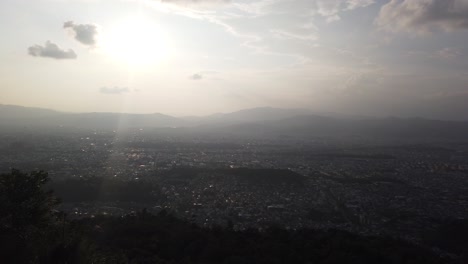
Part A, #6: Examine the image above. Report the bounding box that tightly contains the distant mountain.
[204,115,468,140]
[0,104,63,120]
[47,112,186,130]
[0,105,184,129]
[182,107,324,126]
[214,107,314,122]
[2,104,468,140]
[182,107,374,126]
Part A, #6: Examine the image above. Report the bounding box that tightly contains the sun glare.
[103,16,170,66]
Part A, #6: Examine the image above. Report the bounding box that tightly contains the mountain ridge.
[2,104,468,140]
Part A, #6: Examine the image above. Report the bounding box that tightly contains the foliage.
[48,177,160,203]
[0,169,60,263]
[72,211,452,264]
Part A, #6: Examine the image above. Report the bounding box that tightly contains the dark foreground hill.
[1,169,465,264]
[3,210,458,263]
[59,211,453,264]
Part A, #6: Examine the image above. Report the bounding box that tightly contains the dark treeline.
[46,167,305,203]
[1,169,467,263]
[47,177,160,203]
[67,212,454,264]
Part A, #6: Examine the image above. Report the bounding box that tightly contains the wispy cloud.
[160,0,230,9]
[314,0,375,22]
[100,87,130,94]
[433,47,462,60]
[406,47,462,61]
[270,29,318,41]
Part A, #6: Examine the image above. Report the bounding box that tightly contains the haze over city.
[1,0,468,119]
[2,1,468,263]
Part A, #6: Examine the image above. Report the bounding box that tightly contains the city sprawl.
[1,128,467,246]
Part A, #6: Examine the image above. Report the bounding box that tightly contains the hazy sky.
[1,0,468,119]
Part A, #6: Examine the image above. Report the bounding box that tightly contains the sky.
[1,0,468,119]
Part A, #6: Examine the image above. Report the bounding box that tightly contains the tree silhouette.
[0,169,60,263]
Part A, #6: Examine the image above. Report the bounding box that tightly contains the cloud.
[190,73,203,80]
[64,21,99,46]
[314,0,375,22]
[161,0,229,2]
[27,41,77,59]
[160,0,230,7]
[342,72,381,95]
[346,0,375,10]
[100,87,130,94]
[376,0,468,34]
[433,47,461,59]
[405,47,462,60]
[270,29,318,41]
[231,0,282,17]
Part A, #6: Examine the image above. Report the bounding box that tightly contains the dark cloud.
[377,0,468,33]
[190,74,203,80]
[100,87,130,94]
[64,21,99,46]
[27,41,77,59]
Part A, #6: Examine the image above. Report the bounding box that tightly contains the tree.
[0,169,60,263]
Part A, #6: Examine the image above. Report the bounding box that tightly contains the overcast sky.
[1,0,468,119]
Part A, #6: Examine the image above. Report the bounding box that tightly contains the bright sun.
[103,17,170,66]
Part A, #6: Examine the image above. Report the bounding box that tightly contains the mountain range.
[1,104,468,140]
